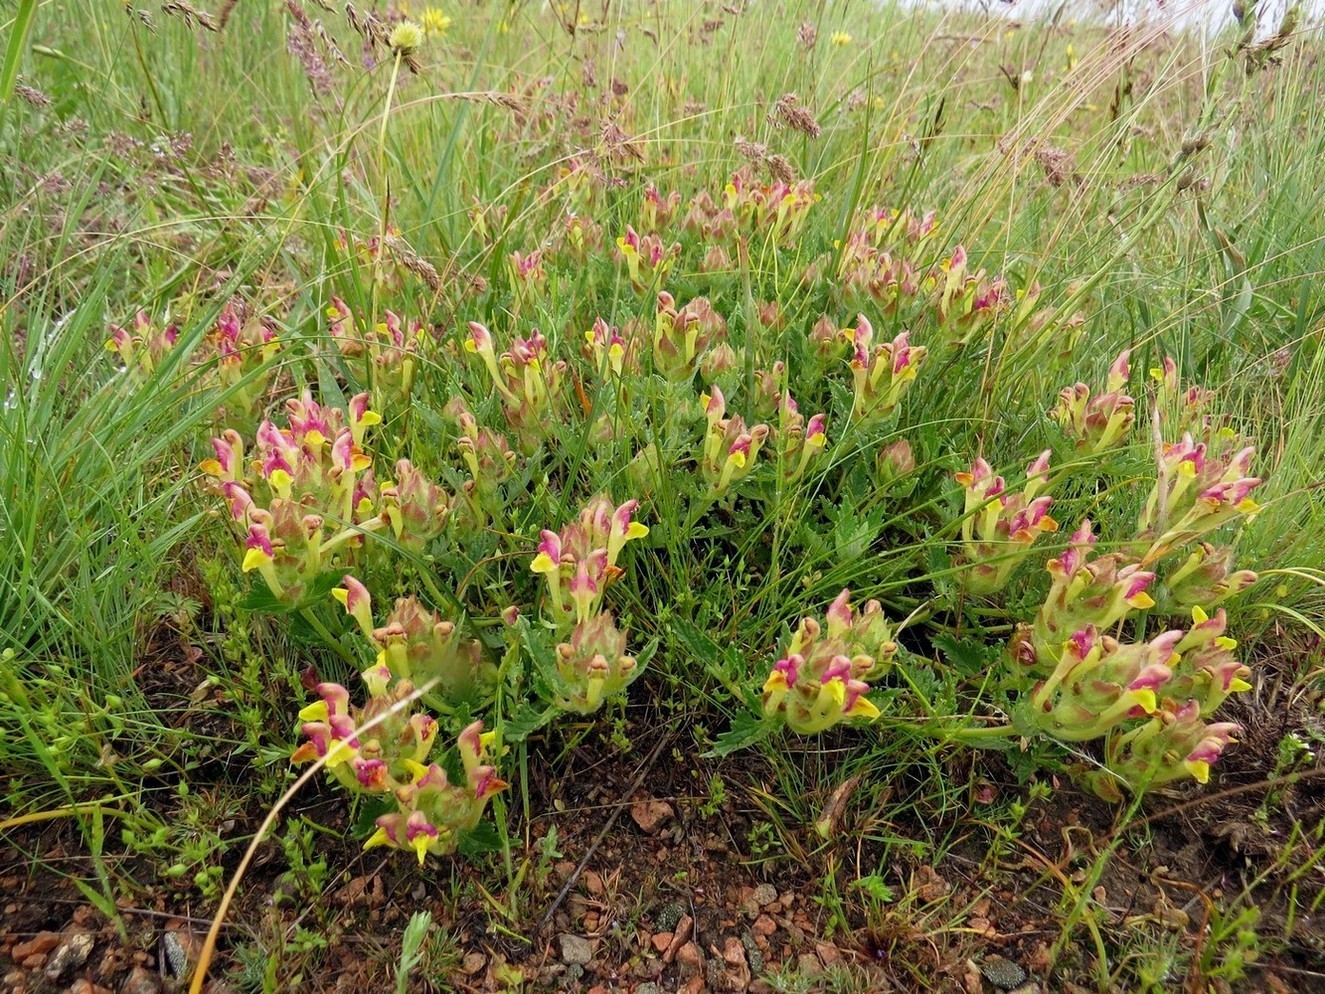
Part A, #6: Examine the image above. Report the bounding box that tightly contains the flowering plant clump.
[1134,430,1261,563]
[451,407,518,525]
[653,292,727,381]
[525,496,650,712]
[935,245,1014,333]
[530,495,649,625]
[291,678,507,864]
[761,590,895,734]
[551,610,639,713]
[722,169,819,246]
[700,386,771,496]
[1028,519,1156,666]
[203,392,449,602]
[842,314,927,421]
[291,680,439,796]
[107,301,280,415]
[325,297,425,411]
[954,451,1057,594]
[148,147,1290,889]
[1007,419,1260,798]
[615,225,680,290]
[106,309,179,378]
[364,721,508,864]
[775,393,828,483]
[463,322,569,452]
[332,576,494,704]
[1051,349,1136,454]
[1079,702,1242,802]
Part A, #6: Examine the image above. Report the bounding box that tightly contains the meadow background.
[1,0,1324,991]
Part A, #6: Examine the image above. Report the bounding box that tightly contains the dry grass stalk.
[161,1,218,30]
[771,93,822,138]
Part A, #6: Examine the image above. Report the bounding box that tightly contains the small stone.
[665,914,694,963]
[815,940,842,966]
[635,985,664,994]
[21,954,47,970]
[752,883,777,908]
[651,931,673,954]
[981,955,1029,990]
[915,864,949,903]
[120,966,162,994]
[46,931,95,980]
[752,914,777,937]
[582,870,604,896]
[797,952,823,977]
[675,941,704,978]
[679,979,705,994]
[1010,984,1042,994]
[715,937,751,991]
[461,951,486,975]
[629,798,675,835]
[335,874,385,909]
[12,931,61,960]
[558,933,593,966]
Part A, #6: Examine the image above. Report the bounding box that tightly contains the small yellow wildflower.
[388,20,425,54]
[830,30,852,46]
[421,7,451,35]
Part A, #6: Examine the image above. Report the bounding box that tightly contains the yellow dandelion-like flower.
[421,7,451,35]
[389,20,425,54]
[830,30,852,46]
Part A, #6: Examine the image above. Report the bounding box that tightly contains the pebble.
[120,966,162,994]
[675,941,704,978]
[981,955,1029,989]
[751,883,777,908]
[45,931,95,980]
[12,932,60,961]
[710,937,751,992]
[557,933,593,966]
[665,914,694,963]
[797,951,823,977]
[815,940,842,966]
[628,798,675,835]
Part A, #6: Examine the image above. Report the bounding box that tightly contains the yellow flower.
[420,7,451,35]
[830,30,852,46]
[388,20,425,54]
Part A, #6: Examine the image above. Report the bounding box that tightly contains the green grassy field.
[2,1,1323,991]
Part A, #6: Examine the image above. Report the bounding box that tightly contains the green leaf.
[351,795,396,840]
[1,0,38,104]
[457,820,503,855]
[705,710,777,758]
[502,703,558,743]
[240,581,295,614]
[932,632,1002,678]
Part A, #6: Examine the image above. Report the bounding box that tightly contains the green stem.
[374,52,404,313]
[300,608,356,666]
